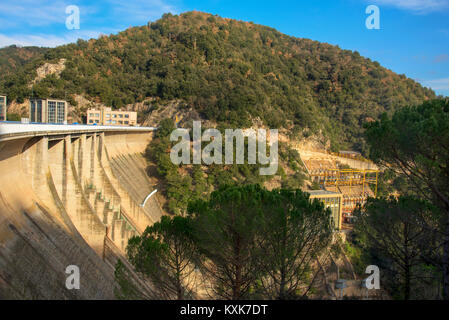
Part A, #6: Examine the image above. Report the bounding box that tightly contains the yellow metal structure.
[310,169,378,197]
[309,169,379,220]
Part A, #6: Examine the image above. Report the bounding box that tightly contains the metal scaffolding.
[309,169,379,219]
[310,169,378,197]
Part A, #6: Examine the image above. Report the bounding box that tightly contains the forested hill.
[0,45,48,80]
[0,11,435,151]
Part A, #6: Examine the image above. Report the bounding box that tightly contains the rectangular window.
[36,100,43,122]
[119,114,123,118]
[113,114,117,118]
[57,102,65,123]
[48,101,56,123]
[89,120,93,123]
[30,101,35,122]
[112,120,116,124]
[118,120,123,124]
[106,114,111,118]
[125,114,129,118]
[0,97,5,120]
[124,121,129,124]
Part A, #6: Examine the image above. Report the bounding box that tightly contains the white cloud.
[0,0,177,47]
[369,0,449,13]
[0,30,102,48]
[422,78,449,90]
[0,1,70,27]
[0,0,177,29]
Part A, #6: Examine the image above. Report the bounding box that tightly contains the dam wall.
[0,124,161,299]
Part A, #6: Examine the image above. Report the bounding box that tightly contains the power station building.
[0,95,6,121]
[303,156,378,226]
[29,98,68,124]
[87,107,137,126]
[308,189,343,230]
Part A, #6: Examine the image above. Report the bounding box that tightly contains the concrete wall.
[0,129,161,299]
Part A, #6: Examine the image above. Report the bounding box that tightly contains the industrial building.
[29,98,67,124]
[87,107,137,126]
[308,189,343,230]
[0,95,6,121]
[303,156,378,225]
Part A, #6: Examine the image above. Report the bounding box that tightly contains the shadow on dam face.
[0,204,115,299]
[0,130,159,299]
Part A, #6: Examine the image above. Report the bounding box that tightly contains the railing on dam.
[0,122,156,141]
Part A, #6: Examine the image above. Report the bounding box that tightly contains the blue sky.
[0,0,448,96]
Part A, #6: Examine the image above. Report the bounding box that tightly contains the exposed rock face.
[4,58,69,119]
[7,96,85,123]
[5,100,29,117]
[141,100,203,128]
[32,58,66,84]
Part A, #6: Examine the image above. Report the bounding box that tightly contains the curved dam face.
[0,125,162,299]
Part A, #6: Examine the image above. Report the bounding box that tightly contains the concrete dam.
[0,123,164,299]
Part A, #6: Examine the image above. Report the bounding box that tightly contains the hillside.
[0,11,435,151]
[0,45,49,81]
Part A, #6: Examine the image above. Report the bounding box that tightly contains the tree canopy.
[354,196,441,300]
[117,184,333,300]
[126,215,198,299]
[364,98,449,299]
